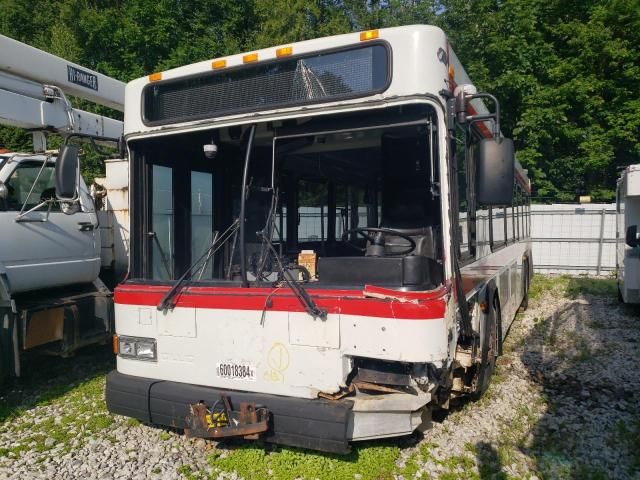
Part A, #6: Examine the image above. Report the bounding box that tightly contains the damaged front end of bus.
[106,101,459,453]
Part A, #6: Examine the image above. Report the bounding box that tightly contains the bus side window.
[516,186,521,240]
[298,180,328,245]
[507,200,514,243]
[455,127,471,258]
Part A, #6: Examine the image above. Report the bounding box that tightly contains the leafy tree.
[0,0,638,200]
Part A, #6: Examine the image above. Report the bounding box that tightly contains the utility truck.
[616,165,640,303]
[0,34,125,380]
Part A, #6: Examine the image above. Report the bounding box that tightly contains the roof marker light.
[360,29,379,41]
[212,59,227,69]
[276,46,293,57]
[148,72,162,82]
[243,53,258,63]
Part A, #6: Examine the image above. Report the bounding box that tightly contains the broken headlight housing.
[118,335,157,361]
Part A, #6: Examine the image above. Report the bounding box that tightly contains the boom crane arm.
[0,34,124,149]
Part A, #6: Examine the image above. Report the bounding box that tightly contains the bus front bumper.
[107,370,353,453]
[106,370,430,454]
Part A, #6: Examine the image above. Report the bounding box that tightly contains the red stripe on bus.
[114,284,447,320]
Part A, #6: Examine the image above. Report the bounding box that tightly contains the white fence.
[293,203,618,276]
[531,204,616,276]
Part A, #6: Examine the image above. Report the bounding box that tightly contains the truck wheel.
[472,297,499,400]
[0,309,12,383]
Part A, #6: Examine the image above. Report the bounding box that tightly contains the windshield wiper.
[257,231,327,321]
[255,189,326,321]
[157,219,240,311]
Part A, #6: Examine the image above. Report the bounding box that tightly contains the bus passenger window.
[506,203,514,243]
[191,171,214,279]
[515,188,521,240]
[490,207,505,248]
[335,185,367,243]
[151,165,174,280]
[298,180,328,244]
[455,129,470,258]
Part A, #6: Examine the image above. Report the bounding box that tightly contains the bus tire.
[472,296,499,400]
[618,283,624,303]
[520,261,529,311]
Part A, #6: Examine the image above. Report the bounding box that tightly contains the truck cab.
[0,152,112,381]
[0,153,101,293]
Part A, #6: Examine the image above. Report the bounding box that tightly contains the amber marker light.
[243,53,259,63]
[148,72,162,82]
[360,29,379,41]
[112,334,119,354]
[212,59,227,69]
[276,46,293,57]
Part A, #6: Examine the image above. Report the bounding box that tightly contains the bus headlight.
[118,336,157,361]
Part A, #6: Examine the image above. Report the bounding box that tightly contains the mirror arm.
[15,200,52,222]
[466,93,500,138]
[468,117,496,137]
[445,97,457,133]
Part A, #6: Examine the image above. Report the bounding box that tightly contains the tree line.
[1,0,638,201]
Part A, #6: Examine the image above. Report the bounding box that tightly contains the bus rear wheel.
[472,297,499,400]
[520,261,530,311]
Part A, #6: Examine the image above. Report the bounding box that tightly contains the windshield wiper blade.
[157,219,239,311]
[257,230,327,321]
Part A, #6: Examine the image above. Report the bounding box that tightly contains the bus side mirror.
[476,137,515,206]
[626,225,639,247]
[55,144,80,201]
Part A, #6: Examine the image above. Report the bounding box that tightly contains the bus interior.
[131,104,444,291]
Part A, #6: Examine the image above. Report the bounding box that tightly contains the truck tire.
[472,296,499,400]
[0,309,13,383]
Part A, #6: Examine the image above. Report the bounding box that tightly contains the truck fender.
[0,269,13,307]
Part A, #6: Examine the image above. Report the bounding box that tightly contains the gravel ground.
[0,275,638,479]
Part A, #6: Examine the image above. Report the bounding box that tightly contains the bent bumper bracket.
[185,397,269,439]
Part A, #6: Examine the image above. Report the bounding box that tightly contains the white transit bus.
[616,165,640,303]
[102,25,532,453]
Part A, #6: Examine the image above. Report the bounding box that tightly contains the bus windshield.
[132,103,444,291]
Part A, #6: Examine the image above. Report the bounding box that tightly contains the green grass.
[0,347,116,460]
[613,417,640,470]
[0,275,628,478]
[207,443,402,480]
[0,374,117,458]
[529,274,617,300]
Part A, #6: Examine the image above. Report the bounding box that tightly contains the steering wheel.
[342,227,416,256]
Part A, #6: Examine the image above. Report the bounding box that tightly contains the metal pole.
[239,124,257,288]
[596,208,605,276]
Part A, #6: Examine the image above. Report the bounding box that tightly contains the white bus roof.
[124,25,489,137]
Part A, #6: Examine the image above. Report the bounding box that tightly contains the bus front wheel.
[472,297,499,400]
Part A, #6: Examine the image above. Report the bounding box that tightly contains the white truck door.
[0,158,100,294]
